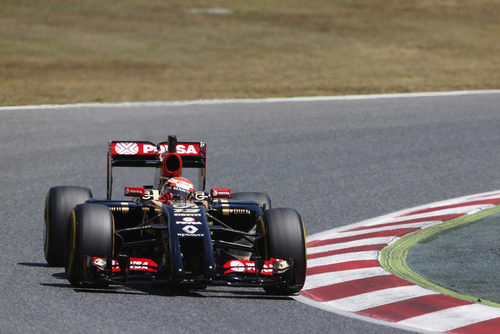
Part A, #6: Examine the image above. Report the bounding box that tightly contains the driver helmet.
[160,177,194,201]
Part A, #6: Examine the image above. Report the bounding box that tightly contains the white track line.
[1,90,499,111]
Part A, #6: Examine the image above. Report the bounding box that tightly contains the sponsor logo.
[129,260,151,271]
[178,233,204,237]
[210,188,231,198]
[158,144,200,155]
[93,257,106,269]
[141,143,199,155]
[176,217,203,225]
[114,142,139,155]
[124,187,145,197]
[93,257,159,273]
[182,225,198,234]
[223,208,251,215]
[173,204,199,210]
[194,191,209,201]
[223,258,288,275]
[227,260,251,272]
[173,207,202,217]
[174,213,202,217]
[112,142,200,156]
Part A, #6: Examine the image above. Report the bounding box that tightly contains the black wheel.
[231,192,272,210]
[263,208,307,295]
[44,186,92,266]
[66,203,114,287]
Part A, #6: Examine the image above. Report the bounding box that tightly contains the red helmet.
[160,177,194,201]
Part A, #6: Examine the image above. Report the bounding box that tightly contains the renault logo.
[182,225,198,234]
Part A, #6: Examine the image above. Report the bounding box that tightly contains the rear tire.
[263,208,307,295]
[66,203,114,287]
[231,192,271,210]
[44,186,92,266]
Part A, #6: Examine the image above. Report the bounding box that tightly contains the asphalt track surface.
[1,91,499,334]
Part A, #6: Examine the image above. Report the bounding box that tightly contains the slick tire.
[66,203,114,287]
[263,208,307,295]
[231,192,272,210]
[44,186,92,266]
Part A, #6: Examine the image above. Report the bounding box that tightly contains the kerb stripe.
[399,198,500,217]
[356,294,472,322]
[307,244,387,260]
[449,317,500,334]
[345,213,464,232]
[307,260,380,276]
[301,275,413,302]
[397,304,500,332]
[297,191,500,333]
[307,228,420,247]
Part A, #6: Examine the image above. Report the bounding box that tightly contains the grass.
[380,204,500,308]
[1,0,499,106]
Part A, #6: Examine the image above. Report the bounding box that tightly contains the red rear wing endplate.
[107,140,206,199]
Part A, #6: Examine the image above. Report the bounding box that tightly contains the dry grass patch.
[1,0,499,105]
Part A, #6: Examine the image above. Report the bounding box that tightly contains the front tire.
[263,208,307,295]
[66,203,114,287]
[44,186,92,266]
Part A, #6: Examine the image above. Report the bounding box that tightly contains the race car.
[44,136,307,294]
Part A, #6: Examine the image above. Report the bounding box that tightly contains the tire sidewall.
[66,203,114,286]
[263,208,307,294]
[44,186,92,266]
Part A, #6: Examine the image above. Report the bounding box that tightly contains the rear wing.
[107,137,206,199]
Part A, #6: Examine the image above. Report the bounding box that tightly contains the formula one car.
[44,136,307,294]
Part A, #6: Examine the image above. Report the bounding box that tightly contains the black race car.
[44,136,306,294]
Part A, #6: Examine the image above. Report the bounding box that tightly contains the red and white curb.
[295,190,500,333]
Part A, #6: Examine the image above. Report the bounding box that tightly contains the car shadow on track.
[38,281,293,300]
[39,282,201,297]
[201,289,294,301]
[20,262,295,300]
[18,262,49,267]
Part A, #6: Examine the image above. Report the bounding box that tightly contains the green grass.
[1,0,499,105]
[380,204,500,307]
